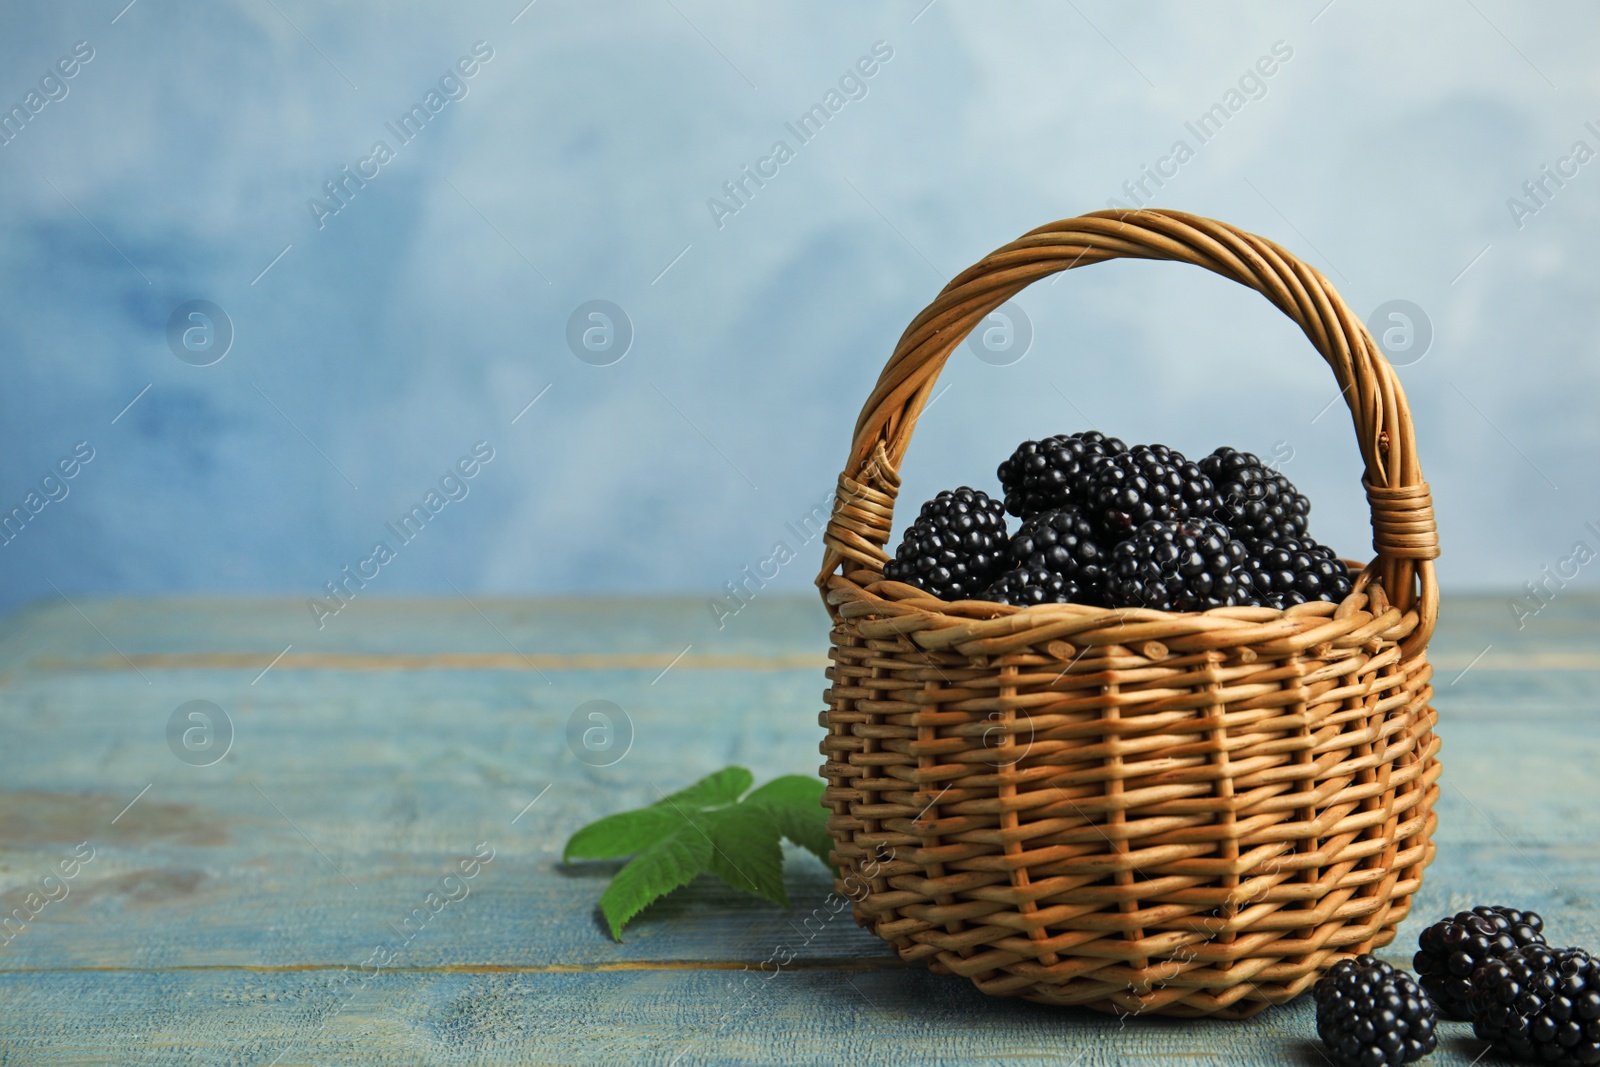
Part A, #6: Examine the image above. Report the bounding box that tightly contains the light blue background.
[2,1,1597,619]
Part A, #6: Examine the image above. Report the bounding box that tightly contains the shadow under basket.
[815,209,1442,1019]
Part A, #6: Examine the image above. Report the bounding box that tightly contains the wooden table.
[1,594,1595,1064]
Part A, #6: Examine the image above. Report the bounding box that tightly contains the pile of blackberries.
[1309,904,1600,1066]
[883,430,1353,611]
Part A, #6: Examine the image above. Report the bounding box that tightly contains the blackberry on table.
[1104,519,1252,612]
[883,487,1008,600]
[1006,506,1109,603]
[1240,535,1354,609]
[1198,446,1311,541]
[1469,944,1600,1064]
[996,431,1126,518]
[1315,954,1439,1067]
[1414,905,1546,1021]
[982,564,1085,606]
[1084,444,1224,538]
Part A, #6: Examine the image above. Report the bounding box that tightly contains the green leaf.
[650,766,753,811]
[746,775,833,870]
[598,831,713,940]
[703,804,787,907]
[563,807,685,862]
[564,767,834,940]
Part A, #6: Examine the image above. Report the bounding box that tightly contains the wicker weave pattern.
[815,210,1441,1018]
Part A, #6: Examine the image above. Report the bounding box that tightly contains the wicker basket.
[815,209,1441,1019]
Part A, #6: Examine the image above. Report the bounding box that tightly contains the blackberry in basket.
[1468,944,1600,1064]
[1005,506,1109,604]
[1240,535,1354,609]
[983,564,1086,606]
[1198,446,1310,541]
[996,431,1126,518]
[883,487,1009,600]
[1414,905,1546,1021]
[1314,955,1439,1067]
[1084,444,1224,538]
[1104,519,1252,611]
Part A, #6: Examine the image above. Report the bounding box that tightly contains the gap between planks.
[0,958,905,975]
[25,650,1600,674]
[30,652,830,674]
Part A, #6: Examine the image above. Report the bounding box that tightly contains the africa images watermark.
[1107,851,1291,1023]
[748,843,892,979]
[308,441,496,629]
[258,841,496,1065]
[1509,518,1600,630]
[1506,118,1600,230]
[308,41,496,230]
[684,845,890,1060]
[0,440,95,548]
[708,454,890,629]
[708,485,833,629]
[706,40,895,230]
[0,842,96,950]
[1106,40,1293,209]
[0,40,95,148]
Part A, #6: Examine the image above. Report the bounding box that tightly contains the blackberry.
[1315,954,1439,1067]
[1469,944,1600,1064]
[1104,520,1252,612]
[883,487,1009,600]
[1414,906,1547,1021]
[1266,470,1311,531]
[982,564,1086,606]
[1197,446,1311,541]
[1084,444,1224,538]
[1241,535,1354,609]
[996,431,1126,518]
[1006,506,1109,603]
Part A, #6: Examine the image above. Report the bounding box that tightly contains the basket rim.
[816,209,1441,658]
[823,559,1424,657]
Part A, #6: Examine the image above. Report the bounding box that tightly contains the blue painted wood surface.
[0,594,1595,1064]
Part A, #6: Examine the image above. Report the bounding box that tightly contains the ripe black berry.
[1083,444,1224,538]
[1315,954,1439,1067]
[982,564,1086,606]
[883,487,1009,600]
[1414,906,1546,1021]
[1240,535,1354,609]
[1006,507,1109,603]
[1469,944,1600,1064]
[996,431,1126,518]
[1197,446,1311,541]
[1104,520,1252,611]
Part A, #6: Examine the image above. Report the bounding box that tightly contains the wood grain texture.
[0,595,1595,1063]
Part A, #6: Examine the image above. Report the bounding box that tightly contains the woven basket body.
[816,210,1442,1019]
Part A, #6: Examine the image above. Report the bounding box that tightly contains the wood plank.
[32,651,830,673]
[0,960,1545,1064]
[0,595,834,669]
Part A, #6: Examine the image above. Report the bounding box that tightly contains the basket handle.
[817,208,1439,648]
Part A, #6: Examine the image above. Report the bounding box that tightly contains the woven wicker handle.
[818,208,1439,645]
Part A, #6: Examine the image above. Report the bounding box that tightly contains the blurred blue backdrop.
[2,0,1598,619]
